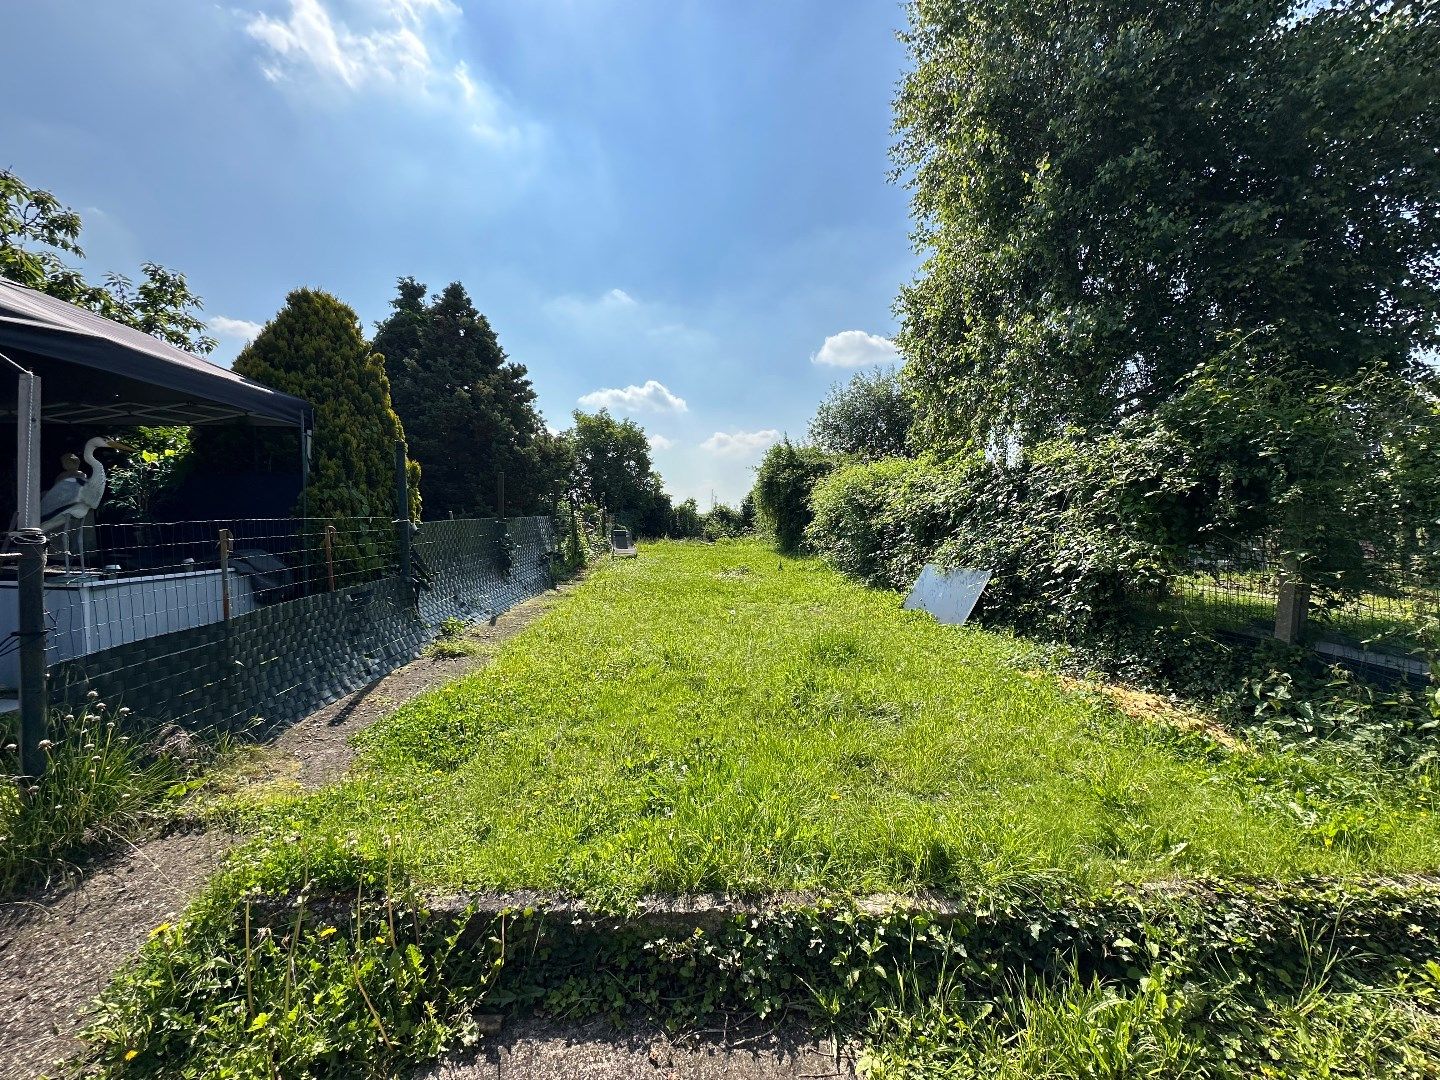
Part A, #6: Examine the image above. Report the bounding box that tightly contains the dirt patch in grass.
[0,580,578,1080]
[1050,673,1248,751]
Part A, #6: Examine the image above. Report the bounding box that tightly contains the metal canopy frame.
[11,399,259,427]
[0,278,311,429]
[0,281,315,779]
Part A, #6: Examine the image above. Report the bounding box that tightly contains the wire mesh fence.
[13,514,557,739]
[1167,540,1281,639]
[1166,538,1440,661]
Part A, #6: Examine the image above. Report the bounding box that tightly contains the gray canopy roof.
[0,279,311,428]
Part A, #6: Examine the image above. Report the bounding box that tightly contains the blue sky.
[1,0,916,505]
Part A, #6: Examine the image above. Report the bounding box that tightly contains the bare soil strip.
[0,582,574,1080]
[416,1016,857,1080]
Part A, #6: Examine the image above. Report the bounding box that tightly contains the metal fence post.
[394,442,413,594]
[15,529,47,780]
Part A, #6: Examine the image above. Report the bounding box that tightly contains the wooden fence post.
[394,442,413,597]
[322,525,337,591]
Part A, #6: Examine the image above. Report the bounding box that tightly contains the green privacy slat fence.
[45,516,557,736]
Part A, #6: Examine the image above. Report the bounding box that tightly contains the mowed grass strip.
[242,541,1440,903]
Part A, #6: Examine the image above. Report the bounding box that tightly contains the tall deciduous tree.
[0,169,216,354]
[567,409,671,534]
[808,368,913,460]
[373,278,567,518]
[231,288,419,521]
[894,0,1440,453]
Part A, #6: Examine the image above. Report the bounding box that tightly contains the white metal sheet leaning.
[902,564,991,625]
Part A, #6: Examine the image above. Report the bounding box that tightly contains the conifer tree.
[234,288,419,521]
[374,278,566,518]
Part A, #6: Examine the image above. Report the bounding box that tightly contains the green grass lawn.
[233,540,1440,904]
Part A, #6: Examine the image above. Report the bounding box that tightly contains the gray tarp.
[0,279,310,428]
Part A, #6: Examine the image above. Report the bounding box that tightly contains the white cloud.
[209,315,264,343]
[547,288,712,354]
[243,0,523,144]
[811,330,900,368]
[648,433,675,451]
[245,0,429,90]
[578,379,688,415]
[701,429,781,457]
[547,287,641,321]
[376,0,460,23]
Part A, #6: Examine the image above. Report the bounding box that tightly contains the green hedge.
[806,438,1186,640]
[807,455,962,590]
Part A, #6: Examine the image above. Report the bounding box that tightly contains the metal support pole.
[299,424,312,595]
[15,371,40,531]
[496,468,506,521]
[323,526,337,591]
[394,442,412,591]
[15,529,48,779]
[218,529,233,621]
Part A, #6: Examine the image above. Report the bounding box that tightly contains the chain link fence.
[17,515,556,737]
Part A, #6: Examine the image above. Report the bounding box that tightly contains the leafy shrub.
[702,502,747,541]
[1243,666,1440,772]
[807,455,962,589]
[752,439,836,553]
[556,501,605,577]
[106,426,194,522]
[934,437,1185,639]
[807,436,1187,640]
[560,503,586,572]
